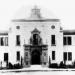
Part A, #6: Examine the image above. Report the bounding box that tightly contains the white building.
[0,6,75,68]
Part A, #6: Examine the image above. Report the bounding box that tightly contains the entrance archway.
[31,50,40,65]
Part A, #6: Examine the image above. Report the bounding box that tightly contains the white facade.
[0,6,74,68]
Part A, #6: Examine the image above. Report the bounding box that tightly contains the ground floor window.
[63,52,67,61]
[52,51,55,60]
[4,53,8,62]
[68,52,72,61]
[17,51,20,61]
[26,62,28,65]
[63,52,72,61]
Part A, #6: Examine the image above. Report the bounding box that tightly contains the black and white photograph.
[0,0,75,75]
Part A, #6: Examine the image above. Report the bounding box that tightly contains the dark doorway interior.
[31,50,40,65]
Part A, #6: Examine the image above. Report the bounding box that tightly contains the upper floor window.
[5,37,8,46]
[16,26,20,29]
[51,35,56,46]
[33,34,38,45]
[16,35,20,46]
[1,37,4,46]
[0,37,8,46]
[63,36,72,45]
[51,25,55,29]
[68,37,71,45]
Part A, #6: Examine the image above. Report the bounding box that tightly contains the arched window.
[33,34,38,45]
[30,28,42,45]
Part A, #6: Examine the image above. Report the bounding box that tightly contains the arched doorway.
[31,50,41,65]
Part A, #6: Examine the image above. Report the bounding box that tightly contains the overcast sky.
[0,0,75,30]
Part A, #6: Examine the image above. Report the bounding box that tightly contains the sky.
[0,0,75,30]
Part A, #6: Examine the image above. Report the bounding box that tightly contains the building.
[0,6,75,69]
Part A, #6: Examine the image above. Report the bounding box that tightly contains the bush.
[49,63,58,68]
[59,61,66,68]
[13,63,22,69]
[8,62,14,69]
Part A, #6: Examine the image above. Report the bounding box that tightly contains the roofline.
[63,30,75,35]
[0,33,8,35]
[0,31,9,35]
[12,19,60,22]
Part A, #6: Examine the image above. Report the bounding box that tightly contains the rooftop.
[12,6,60,22]
[63,30,75,35]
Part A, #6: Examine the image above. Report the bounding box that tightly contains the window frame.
[68,52,72,61]
[16,35,20,46]
[4,53,8,62]
[63,36,72,45]
[63,52,67,61]
[17,51,20,61]
[51,35,56,46]
[52,51,55,60]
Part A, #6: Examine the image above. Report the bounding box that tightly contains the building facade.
[0,6,75,68]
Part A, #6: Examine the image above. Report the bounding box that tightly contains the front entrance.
[31,50,40,65]
[24,28,48,67]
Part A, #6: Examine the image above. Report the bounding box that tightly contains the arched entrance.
[31,50,41,65]
[24,28,48,67]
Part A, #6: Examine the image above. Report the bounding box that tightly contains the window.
[16,26,20,29]
[52,51,55,60]
[4,53,8,62]
[44,62,46,65]
[1,37,4,46]
[44,52,46,56]
[63,52,67,61]
[17,51,20,61]
[26,62,28,65]
[68,52,72,61]
[63,37,66,45]
[16,35,20,46]
[0,37,8,46]
[51,25,55,29]
[25,52,28,57]
[68,37,71,45]
[63,36,72,45]
[5,37,8,46]
[51,35,56,46]
[63,52,72,61]
[33,34,38,45]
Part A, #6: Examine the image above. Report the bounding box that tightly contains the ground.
[0,65,75,75]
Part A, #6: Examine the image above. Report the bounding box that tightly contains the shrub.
[8,62,14,69]
[49,63,58,68]
[59,61,66,68]
[13,63,22,69]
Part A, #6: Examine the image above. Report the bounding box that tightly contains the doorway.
[31,50,40,65]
